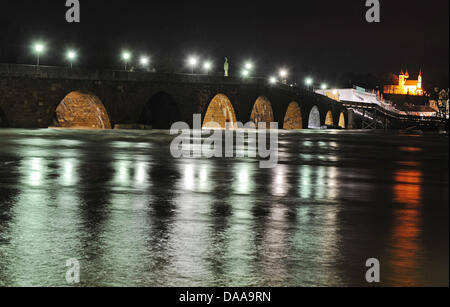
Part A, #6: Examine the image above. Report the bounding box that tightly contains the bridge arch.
[338,112,346,129]
[250,96,274,129]
[308,105,321,129]
[203,94,237,129]
[140,92,181,129]
[283,101,303,130]
[325,111,334,126]
[56,91,111,129]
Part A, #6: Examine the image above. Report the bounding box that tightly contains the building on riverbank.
[384,69,424,96]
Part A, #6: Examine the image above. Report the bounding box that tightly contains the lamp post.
[188,57,198,74]
[140,56,150,71]
[279,69,288,85]
[33,43,45,71]
[305,77,313,91]
[66,50,77,69]
[243,62,254,77]
[122,52,131,71]
[203,61,212,75]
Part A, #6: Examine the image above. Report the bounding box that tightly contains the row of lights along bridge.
[31,42,331,91]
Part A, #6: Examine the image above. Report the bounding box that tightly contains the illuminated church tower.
[417,70,422,90]
[399,69,406,87]
[384,69,423,96]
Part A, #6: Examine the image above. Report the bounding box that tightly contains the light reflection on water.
[0,129,448,287]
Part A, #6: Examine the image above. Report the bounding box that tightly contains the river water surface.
[0,129,448,286]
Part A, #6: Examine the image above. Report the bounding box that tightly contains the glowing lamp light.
[245,62,253,70]
[188,56,199,74]
[242,70,249,78]
[204,61,212,70]
[33,42,46,68]
[67,50,77,60]
[189,57,198,66]
[305,77,313,86]
[121,51,132,71]
[269,76,277,84]
[66,50,77,69]
[279,69,288,78]
[34,43,45,53]
[122,52,131,61]
[140,56,149,66]
[321,83,328,90]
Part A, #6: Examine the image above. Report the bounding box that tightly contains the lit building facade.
[384,69,423,96]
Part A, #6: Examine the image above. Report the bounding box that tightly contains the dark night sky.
[1,0,449,88]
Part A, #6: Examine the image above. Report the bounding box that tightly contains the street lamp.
[203,61,212,74]
[269,76,277,84]
[122,51,132,71]
[279,69,288,84]
[33,42,45,68]
[305,77,313,90]
[66,50,77,69]
[321,83,328,90]
[242,62,254,77]
[140,56,150,69]
[188,57,198,74]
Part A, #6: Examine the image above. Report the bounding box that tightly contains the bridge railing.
[0,63,316,98]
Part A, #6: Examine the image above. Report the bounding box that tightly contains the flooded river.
[0,129,448,286]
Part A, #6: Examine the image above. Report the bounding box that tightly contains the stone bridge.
[0,64,348,130]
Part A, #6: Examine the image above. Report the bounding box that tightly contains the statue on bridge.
[224,57,229,77]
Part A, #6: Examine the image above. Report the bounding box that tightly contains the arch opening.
[308,105,321,129]
[203,94,237,129]
[338,112,346,129]
[250,96,274,129]
[56,91,111,129]
[325,111,334,126]
[139,92,181,129]
[283,101,303,130]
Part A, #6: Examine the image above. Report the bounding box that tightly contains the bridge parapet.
[1,63,271,86]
